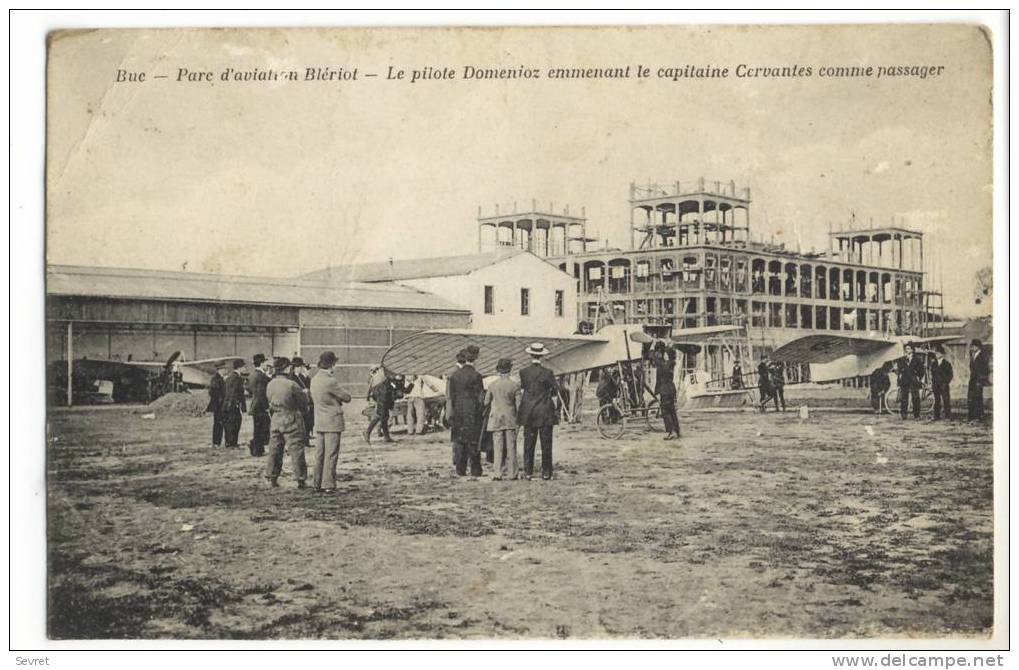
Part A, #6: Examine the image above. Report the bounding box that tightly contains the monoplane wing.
[771,334,896,365]
[381,326,638,377]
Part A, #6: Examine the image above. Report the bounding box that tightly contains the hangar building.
[46,265,469,400]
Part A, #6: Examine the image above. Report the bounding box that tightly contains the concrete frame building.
[479,179,945,378]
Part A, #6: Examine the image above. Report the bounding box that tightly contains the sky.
[46,24,993,316]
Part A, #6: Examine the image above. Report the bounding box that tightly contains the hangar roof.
[47,265,468,313]
[300,248,528,282]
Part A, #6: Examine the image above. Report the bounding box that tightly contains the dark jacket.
[897,354,926,389]
[870,368,890,396]
[731,364,744,390]
[248,369,270,415]
[446,364,485,442]
[596,373,619,405]
[222,371,247,413]
[206,374,225,413]
[371,379,399,409]
[518,362,559,427]
[757,361,772,390]
[969,349,991,385]
[770,363,785,388]
[649,350,677,398]
[931,358,954,389]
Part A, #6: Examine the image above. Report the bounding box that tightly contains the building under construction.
[478,178,946,381]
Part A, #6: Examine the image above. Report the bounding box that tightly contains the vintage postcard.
[40,23,1000,645]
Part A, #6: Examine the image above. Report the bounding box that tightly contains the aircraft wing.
[381,328,621,377]
[771,334,897,365]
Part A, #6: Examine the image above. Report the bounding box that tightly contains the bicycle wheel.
[884,388,900,415]
[644,399,666,432]
[921,386,936,415]
[596,404,626,439]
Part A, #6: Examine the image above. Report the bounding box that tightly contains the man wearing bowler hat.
[309,351,352,492]
[447,346,485,477]
[519,342,558,480]
[222,358,247,448]
[247,353,271,457]
[264,357,310,488]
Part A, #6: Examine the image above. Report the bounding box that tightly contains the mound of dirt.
[147,392,209,417]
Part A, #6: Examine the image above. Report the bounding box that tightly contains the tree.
[974,266,992,305]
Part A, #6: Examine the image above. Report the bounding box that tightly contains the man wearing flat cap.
[518,342,558,480]
[447,346,484,477]
[264,357,310,488]
[222,359,247,448]
[247,353,270,457]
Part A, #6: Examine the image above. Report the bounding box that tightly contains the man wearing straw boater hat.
[518,342,558,480]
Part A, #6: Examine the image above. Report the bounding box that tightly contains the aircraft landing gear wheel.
[596,404,626,439]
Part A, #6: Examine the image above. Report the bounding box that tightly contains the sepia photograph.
[13,12,1007,654]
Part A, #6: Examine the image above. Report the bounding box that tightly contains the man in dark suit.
[206,362,228,447]
[757,356,774,412]
[897,344,926,419]
[289,356,315,437]
[222,359,247,447]
[447,348,485,477]
[967,339,991,420]
[869,362,891,414]
[247,353,270,456]
[770,360,786,412]
[931,346,954,420]
[648,341,680,440]
[519,342,559,480]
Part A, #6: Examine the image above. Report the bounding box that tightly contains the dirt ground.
[46,404,994,640]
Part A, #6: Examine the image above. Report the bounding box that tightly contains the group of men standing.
[446,342,559,480]
[206,352,352,492]
[755,357,787,412]
[869,339,991,421]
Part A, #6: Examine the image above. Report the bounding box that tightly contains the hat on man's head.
[971,339,983,347]
[232,359,246,370]
[253,353,267,366]
[273,357,291,371]
[291,356,306,367]
[525,342,549,357]
[318,351,337,368]
[496,358,513,374]
[455,350,467,364]
[465,345,480,362]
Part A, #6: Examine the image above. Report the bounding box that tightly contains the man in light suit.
[485,358,521,481]
[309,351,352,493]
[519,342,558,481]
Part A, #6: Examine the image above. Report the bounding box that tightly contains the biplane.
[49,352,246,405]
